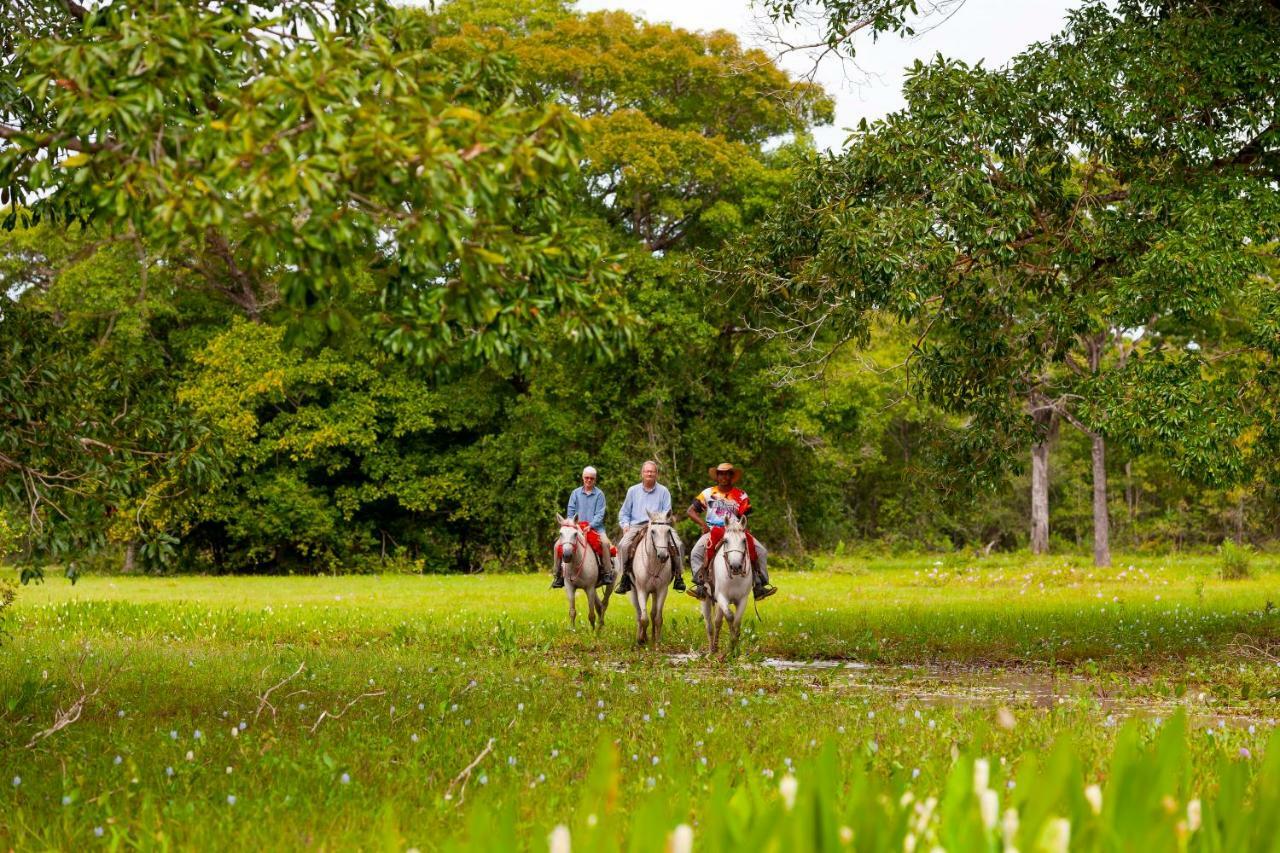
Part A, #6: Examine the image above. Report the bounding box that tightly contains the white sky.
[575,0,1078,150]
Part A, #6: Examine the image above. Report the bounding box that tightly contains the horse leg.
[588,587,600,631]
[702,599,715,656]
[566,582,577,628]
[729,600,744,658]
[632,587,646,646]
[652,586,667,646]
[711,602,724,658]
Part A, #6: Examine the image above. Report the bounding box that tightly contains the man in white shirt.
[613,460,685,594]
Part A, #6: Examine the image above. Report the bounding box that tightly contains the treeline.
[1,0,1277,576]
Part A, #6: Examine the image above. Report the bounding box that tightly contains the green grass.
[2,556,1279,849]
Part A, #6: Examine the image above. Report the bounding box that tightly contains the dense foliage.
[2,0,1279,575]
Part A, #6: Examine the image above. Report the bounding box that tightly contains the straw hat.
[707,462,742,484]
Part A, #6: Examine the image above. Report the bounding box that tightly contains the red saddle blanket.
[555,522,615,562]
[707,526,758,568]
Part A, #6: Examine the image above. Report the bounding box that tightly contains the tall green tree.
[747,0,1280,565]
[1,0,628,364]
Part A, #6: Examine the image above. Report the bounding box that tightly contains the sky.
[574,0,1079,151]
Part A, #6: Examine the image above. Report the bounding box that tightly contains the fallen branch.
[26,643,119,749]
[309,689,386,734]
[444,738,495,805]
[254,661,306,722]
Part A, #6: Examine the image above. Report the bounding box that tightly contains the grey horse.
[555,515,612,630]
[629,510,682,646]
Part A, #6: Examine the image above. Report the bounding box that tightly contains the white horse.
[555,515,612,630]
[629,510,680,646]
[702,516,753,659]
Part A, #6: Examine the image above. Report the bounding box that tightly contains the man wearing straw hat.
[686,462,776,601]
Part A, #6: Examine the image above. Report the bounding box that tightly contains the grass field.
[3,554,1280,850]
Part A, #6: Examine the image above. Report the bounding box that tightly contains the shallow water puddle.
[657,654,1274,729]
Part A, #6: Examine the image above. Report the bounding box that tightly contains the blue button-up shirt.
[566,486,607,533]
[618,482,672,529]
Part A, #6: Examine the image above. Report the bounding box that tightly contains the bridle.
[645,522,679,563]
[718,532,750,577]
[558,521,587,579]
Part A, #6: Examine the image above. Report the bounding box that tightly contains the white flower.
[973,759,990,794]
[839,826,854,845]
[166,767,174,777]
[11,776,19,787]
[94,827,104,837]
[1187,799,1201,833]
[227,794,236,805]
[340,773,350,785]
[1039,818,1070,853]
[670,824,694,853]
[169,730,178,740]
[779,774,798,810]
[114,756,123,766]
[1002,808,1019,850]
[185,750,194,761]
[231,727,239,738]
[62,795,71,805]
[548,824,571,853]
[980,789,999,830]
[1084,784,1103,815]
[411,733,419,743]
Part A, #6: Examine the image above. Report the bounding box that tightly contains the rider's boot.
[671,568,686,592]
[615,556,634,594]
[685,566,707,600]
[752,571,777,600]
[550,564,565,589]
[599,555,616,587]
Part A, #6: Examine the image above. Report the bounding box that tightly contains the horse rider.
[613,460,686,595]
[552,466,616,588]
[686,462,777,601]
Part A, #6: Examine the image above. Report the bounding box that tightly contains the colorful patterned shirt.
[691,486,751,527]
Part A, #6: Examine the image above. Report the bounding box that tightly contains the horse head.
[556,514,579,567]
[646,509,676,564]
[721,516,749,576]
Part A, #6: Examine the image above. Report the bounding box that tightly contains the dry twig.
[309,689,386,734]
[444,738,495,805]
[254,661,307,722]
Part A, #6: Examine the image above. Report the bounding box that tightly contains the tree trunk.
[1091,432,1111,568]
[1030,440,1050,554]
[122,540,138,573]
[1029,406,1058,555]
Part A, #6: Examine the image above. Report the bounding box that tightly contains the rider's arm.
[566,488,579,522]
[687,501,708,534]
[657,485,672,517]
[591,491,606,532]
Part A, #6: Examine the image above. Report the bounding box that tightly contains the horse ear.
[556,513,567,525]
[665,510,676,523]
[647,509,659,522]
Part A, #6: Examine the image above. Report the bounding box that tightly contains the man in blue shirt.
[552,466,615,588]
[613,460,686,594]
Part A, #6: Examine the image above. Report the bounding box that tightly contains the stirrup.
[686,584,707,600]
[550,577,564,589]
[753,584,777,600]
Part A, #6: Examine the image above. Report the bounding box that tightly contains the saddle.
[556,522,616,563]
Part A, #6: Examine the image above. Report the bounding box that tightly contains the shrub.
[1219,539,1253,580]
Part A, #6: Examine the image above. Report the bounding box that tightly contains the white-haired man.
[613,460,685,594]
[552,466,615,588]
